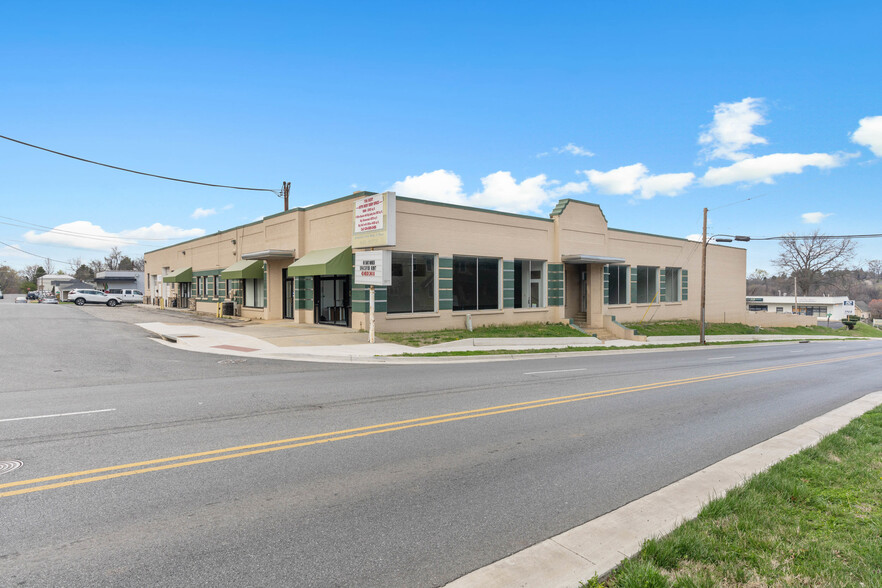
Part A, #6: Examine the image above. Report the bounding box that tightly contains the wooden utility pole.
[700,207,708,345]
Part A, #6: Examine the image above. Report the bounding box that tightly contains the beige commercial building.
[144,192,747,333]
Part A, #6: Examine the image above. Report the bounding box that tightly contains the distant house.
[855,301,870,318]
[35,274,97,300]
[745,295,856,321]
[95,270,144,292]
[37,274,79,293]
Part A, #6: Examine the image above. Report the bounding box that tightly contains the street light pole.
[699,210,750,345]
[700,207,708,345]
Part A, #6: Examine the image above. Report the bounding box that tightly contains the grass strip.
[377,322,590,347]
[582,405,882,587]
[389,339,852,357]
[625,320,882,338]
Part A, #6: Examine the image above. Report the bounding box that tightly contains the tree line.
[0,247,145,293]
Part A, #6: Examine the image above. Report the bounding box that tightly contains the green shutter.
[630,267,638,304]
[681,270,688,302]
[547,263,564,307]
[603,265,610,305]
[503,260,515,308]
[438,257,453,310]
[659,269,667,303]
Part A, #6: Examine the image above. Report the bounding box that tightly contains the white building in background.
[745,295,857,321]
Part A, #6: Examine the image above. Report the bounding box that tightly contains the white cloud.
[551,181,590,197]
[638,172,695,199]
[24,221,205,250]
[851,115,882,157]
[583,163,648,195]
[192,207,217,219]
[390,169,584,215]
[581,164,694,199]
[222,204,234,211]
[554,143,595,157]
[702,152,846,186]
[699,97,768,161]
[801,212,832,224]
[686,234,703,242]
[120,223,206,241]
[390,169,467,206]
[470,171,554,213]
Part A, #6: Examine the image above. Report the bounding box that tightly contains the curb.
[445,391,882,588]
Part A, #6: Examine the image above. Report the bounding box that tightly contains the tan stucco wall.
[145,195,747,332]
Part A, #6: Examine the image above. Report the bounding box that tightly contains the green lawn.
[625,320,882,338]
[377,322,588,347]
[585,405,882,587]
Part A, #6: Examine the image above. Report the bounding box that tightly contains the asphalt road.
[2,301,881,587]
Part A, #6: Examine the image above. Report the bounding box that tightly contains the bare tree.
[774,230,857,295]
[104,247,124,271]
[131,256,145,272]
[868,259,882,281]
[88,258,105,276]
[43,257,55,276]
[67,257,84,275]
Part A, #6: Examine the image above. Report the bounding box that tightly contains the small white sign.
[354,250,392,286]
[843,300,855,314]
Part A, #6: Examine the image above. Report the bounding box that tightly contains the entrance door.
[283,269,294,319]
[314,276,351,327]
[580,269,587,313]
[180,282,190,308]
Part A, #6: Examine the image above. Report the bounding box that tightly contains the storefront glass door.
[283,269,294,319]
[315,276,350,326]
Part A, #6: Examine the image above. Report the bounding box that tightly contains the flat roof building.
[144,192,747,332]
[746,295,857,321]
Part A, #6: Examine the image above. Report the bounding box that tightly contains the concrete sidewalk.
[134,311,858,364]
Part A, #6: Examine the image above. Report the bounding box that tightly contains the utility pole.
[700,207,708,345]
[794,275,798,314]
[282,181,291,211]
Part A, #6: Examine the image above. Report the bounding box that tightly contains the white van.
[106,289,144,303]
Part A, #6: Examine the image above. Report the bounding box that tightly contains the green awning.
[163,267,192,283]
[220,259,264,280]
[287,246,352,277]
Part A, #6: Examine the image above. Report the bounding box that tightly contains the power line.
[0,240,80,265]
[0,134,279,194]
[737,233,882,241]
[0,215,177,243]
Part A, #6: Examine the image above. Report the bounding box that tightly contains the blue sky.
[2,1,881,274]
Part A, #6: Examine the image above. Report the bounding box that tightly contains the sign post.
[354,250,392,343]
[352,192,396,343]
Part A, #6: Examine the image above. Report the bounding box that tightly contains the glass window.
[388,252,435,314]
[513,259,545,308]
[453,256,499,311]
[664,267,681,302]
[635,266,658,304]
[244,278,265,308]
[608,265,628,305]
[776,307,784,313]
[749,304,769,311]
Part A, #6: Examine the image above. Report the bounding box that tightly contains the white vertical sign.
[354,251,392,286]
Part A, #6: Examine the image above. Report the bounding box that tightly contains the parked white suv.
[68,289,123,307]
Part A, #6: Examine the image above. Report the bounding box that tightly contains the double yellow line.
[3,350,880,499]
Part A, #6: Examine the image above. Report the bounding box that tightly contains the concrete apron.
[445,391,882,588]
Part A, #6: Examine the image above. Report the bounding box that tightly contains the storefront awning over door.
[561,255,626,264]
[287,246,352,277]
[162,267,192,283]
[220,260,264,280]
